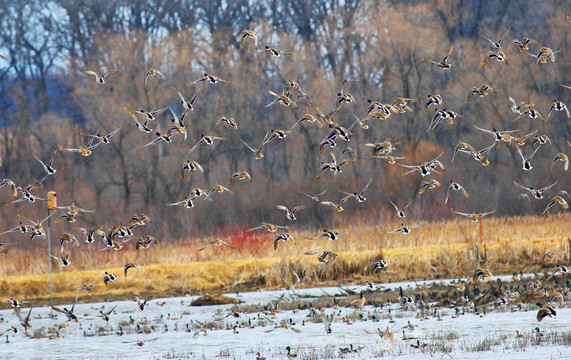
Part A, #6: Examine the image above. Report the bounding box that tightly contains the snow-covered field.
[1,277,570,360]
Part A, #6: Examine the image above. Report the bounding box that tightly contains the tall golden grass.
[0,214,568,306]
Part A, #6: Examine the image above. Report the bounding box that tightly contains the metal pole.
[47,207,53,317]
[47,191,57,317]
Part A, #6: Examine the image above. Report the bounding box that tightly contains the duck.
[180,160,204,179]
[133,106,169,122]
[349,291,366,309]
[136,236,158,250]
[418,179,441,195]
[229,171,251,185]
[82,69,117,84]
[144,68,165,87]
[1,221,32,235]
[427,108,464,131]
[3,298,31,309]
[451,209,496,222]
[240,29,258,48]
[143,129,177,147]
[17,213,54,240]
[13,307,33,329]
[248,45,293,57]
[547,100,571,119]
[208,184,235,197]
[291,113,324,129]
[481,50,508,66]
[513,180,557,199]
[338,177,372,203]
[58,137,101,157]
[474,125,518,146]
[133,296,153,311]
[275,205,305,220]
[99,304,118,323]
[127,213,152,229]
[508,96,536,115]
[319,198,347,213]
[304,250,338,263]
[318,134,338,154]
[124,263,139,277]
[367,153,406,164]
[445,181,470,204]
[513,108,546,124]
[451,141,474,161]
[80,127,121,144]
[386,223,420,235]
[188,134,226,153]
[0,178,19,198]
[58,232,80,252]
[312,228,345,241]
[303,190,327,202]
[466,84,497,101]
[265,91,296,108]
[285,346,297,357]
[240,132,268,160]
[255,352,266,360]
[274,233,295,250]
[528,47,560,64]
[399,161,433,177]
[508,130,538,146]
[421,44,454,69]
[165,196,194,209]
[478,27,510,48]
[124,106,153,133]
[515,144,540,171]
[508,38,539,52]
[389,199,415,218]
[425,94,443,111]
[410,339,428,349]
[34,150,58,176]
[372,258,388,271]
[551,264,569,276]
[168,107,189,140]
[103,272,118,286]
[315,150,356,180]
[542,192,569,214]
[245,222,288,233]
[536,302,556,322]
[214,116,238,131]
[264,129,292,145]
[188,187,212,201]
[51,301,78,322]
[197,237,235,251]
[173,86,201,111]
[531,134,551,151]
[186,73,230,85]
[364,138,400,156]
[472,268,492,284]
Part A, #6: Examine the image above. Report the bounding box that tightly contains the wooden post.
[479,216,483,245]
[483,244,487,265]
[475,246,479,268]
[47,191,57,316]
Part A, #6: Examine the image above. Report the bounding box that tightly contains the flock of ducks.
[0,13,570,359]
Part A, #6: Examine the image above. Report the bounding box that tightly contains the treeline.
[0,0,569,244]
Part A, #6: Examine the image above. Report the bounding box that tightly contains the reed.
[0,214,568,305]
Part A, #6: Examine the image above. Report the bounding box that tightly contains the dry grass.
[0,214,569,306]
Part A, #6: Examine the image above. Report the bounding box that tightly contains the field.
[0,214,569,306]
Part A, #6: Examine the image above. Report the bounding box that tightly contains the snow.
[1,277,569,360]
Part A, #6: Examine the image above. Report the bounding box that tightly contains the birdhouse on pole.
[47,191,57,210]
